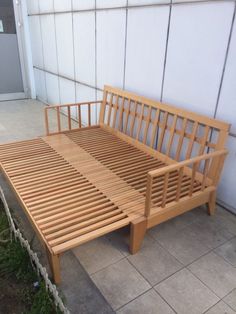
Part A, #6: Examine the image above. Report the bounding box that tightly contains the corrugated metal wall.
[26,0,236,212]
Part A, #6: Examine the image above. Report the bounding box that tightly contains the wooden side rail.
[44,101,102,135]
[145,149,228,217]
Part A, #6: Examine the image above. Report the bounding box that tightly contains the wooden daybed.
[0,86,230,283]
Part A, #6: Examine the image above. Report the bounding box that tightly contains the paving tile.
[208,208,236,236]
[117,289,175,314]
[91,259,151,310]
[153,224,210,265]
[148,211,196,242]
[214,237,236,266]
[186,220,233,249]
[106,227,130,257]
[224,289,236,311]
[155,268,219,314]
[205,301,236,314]
[188,252,236,298]
[127,235,182,286]
[73,237,124,275]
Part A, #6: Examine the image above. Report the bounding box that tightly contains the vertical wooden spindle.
[150,109,160,148]
[130,101,137,137]
[107,93,114,126]
[124,99,131,134]
[143,106,152,144]
[88,103,91,126]
[176,167,184,201]
[145,174,153,217]
[68,106,71,130]
[56,106,61,132]
[161,172,169,208]
[185,121,198,159]
[166,114,177,156]
[157,111,168,152]
[201,158,210,191]
[78,105,82,128]
[189,162,198,196]
[118,97,125,131]
[136,103,144,141]
[112,95,119,129]
[44,108,49,135]
[175,118,187,161]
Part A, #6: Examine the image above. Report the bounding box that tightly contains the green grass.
[0,200,62,314]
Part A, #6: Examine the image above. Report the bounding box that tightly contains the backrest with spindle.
[99,86,230,179]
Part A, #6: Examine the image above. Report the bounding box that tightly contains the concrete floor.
[1,99,236,314]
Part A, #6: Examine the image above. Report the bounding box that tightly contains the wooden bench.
[0,86,230,284]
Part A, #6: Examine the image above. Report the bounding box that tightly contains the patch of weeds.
[0,200,63,314]
[0,240,37,282]
[26,282,62,314]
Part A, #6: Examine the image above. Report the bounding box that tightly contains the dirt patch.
[0,277,30,313]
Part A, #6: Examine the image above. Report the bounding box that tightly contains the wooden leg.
[130,217,147,254]
[207,190,216,216]
[46,247,61,284]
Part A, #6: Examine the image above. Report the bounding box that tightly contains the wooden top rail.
[147,149,228,178]
[103,85,230,132]
[45,100,102,110]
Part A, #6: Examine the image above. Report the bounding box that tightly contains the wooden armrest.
[44,101,103,135]
[145,149,228,216]
[148,149,228,178]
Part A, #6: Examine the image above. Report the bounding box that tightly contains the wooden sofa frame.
[0,85,230,284]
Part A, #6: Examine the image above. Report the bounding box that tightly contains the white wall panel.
[40,15,58,73]
[28,16,43,67]
[39,0,53,13]
[73,12,95,86]
[125,6,169,99]
[97,10,126,89]
[26,0,39,14]
[55,13,74,78]
[218,136,236,212]
[54,0,71,12]
[45,73,60,104]
[216,22,236,134]
[59,78,75,104]
[96,0,127,9]
[162,2,234,116]
[72,0,95,10]
[34,69,47,102]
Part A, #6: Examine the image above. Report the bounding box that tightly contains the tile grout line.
[202,299,224,314]
[222,296,236,312]
[88,255,126,277]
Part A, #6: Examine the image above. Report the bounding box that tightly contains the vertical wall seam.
[38,0,48,103]
[213,1,236,119]
[53,0,61,105]
[160,0,172,102]
[122,0,129,90]
[71,0,77,107]
[95,0,98,122]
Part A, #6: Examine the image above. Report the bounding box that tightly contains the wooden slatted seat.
[0,85,230,284]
